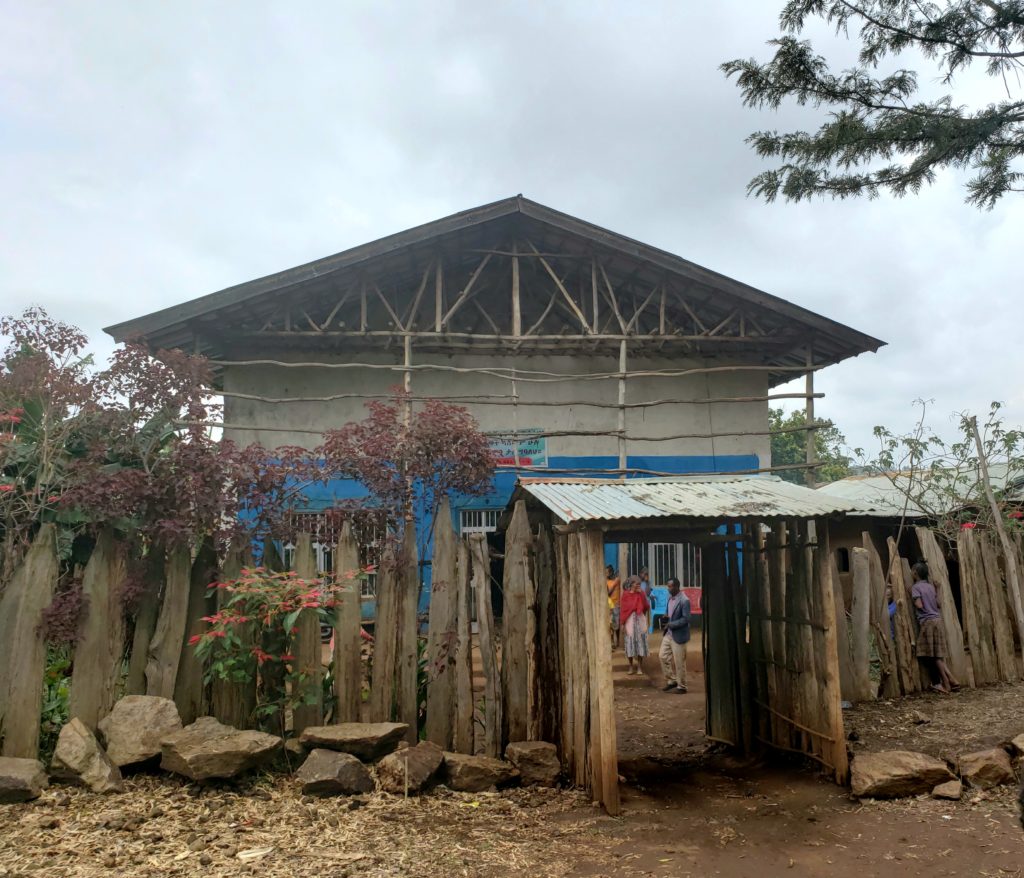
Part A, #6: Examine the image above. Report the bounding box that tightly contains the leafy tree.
[722,1,1024,208]
[770,407,852,483]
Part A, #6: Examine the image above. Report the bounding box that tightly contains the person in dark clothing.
[659,577,691,693]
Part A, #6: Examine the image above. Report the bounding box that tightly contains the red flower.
[47,495,59,503]
[280,654,294,662]
[209,630,227,638]
[0,484,14,493]
[188,634,201,646]
[961,521,978,529]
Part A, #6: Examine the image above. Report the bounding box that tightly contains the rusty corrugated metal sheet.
[516,474,868,524]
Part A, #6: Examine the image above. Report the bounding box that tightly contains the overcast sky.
[3,1,1021,457]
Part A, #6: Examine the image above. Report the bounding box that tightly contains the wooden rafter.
[528,242,590,334]
[440,252,492,329]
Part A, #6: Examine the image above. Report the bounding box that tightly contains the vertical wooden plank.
[815,520,849,784]
[70,529,128,730]
[783,525,807,750]
[746,527,771,748]
[831,554,857,702]
[863,534,898,698]
[0,524,58,758]
[501,500,532,745]
[583,529,620,815]
[554,533,575,777]
[534,526,560,743]
[914,527,968,684]
[452,539,474,754]
[212,538,257,728]
[145,545,192,699]
[173,537,218,725]
[705,542,740,746]
[126,544,163,696]
[471,533,502,757]
[370,542,398,721]
[525,528,540,742]
[958,529,998,684]
[566,532,590,787]
[425,500,457,747]
[766,525,789,748]
[292,532,323,735]
[730,536,753,754]
[511,253,522,336]
[395,525,420,743]
[979,536,1018,682]
[850,548,874,702]
[885,538,918,695]
[333,521,363,724]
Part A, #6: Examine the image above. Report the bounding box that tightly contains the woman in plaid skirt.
[910,561,961,694]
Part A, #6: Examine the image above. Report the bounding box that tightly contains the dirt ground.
[2,632,1022,878]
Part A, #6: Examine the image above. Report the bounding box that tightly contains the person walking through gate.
[606,564,622,649]
[659,577,691,693]
[620,576,650,675]
[910,560,961,694]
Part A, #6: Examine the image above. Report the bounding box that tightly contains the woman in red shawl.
[619,575,650,675]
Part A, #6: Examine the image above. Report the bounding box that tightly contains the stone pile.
[850,737,1024,802]
[9,696,564,803]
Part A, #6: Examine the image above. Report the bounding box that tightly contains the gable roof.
[104,195,884,375]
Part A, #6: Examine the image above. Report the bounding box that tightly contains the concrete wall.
[222,349,771,467]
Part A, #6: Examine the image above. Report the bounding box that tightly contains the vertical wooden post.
[831,554,856,702]
[126,544,164,696]
[978,536,1018,681]
[566,533,590,787]
[333,521,363,724]
[370,542,398,721]
[0,524,58,758]
[766,524,789,747]
[173,538,218,725]
[70,529,127,730]
[850,548,874,701]
[534,526,560,743]
[618,340,627,474]
[434,257,444,332]
[804,349,816,488]
[554,533,575,777]
[424,499,457,747]
[511,250,521,337]
[590,258,599,334]
[970,417,1024,652]
[453,539,474,754]
[863,534,898,697]
[395,524,420,743]
[814,520,849,784]
[292,532,323,734]
[146,545,192,699]
[914,527,968,684]
[502,500,532,745]
[471,533,501,757]
[212,538,257,728]
[958,528,997,684]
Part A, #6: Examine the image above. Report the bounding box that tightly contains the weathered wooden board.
[369,543,398,722]
[863,534,897,698]
[534,526,560,745]
[452,539,474,754]
[425,500,457,748]
[332,521,362,724]
[70,529,128,730]
[958,529,999,685]
[172,538,217,724]
[814,521,848,784]
[126,544,164,696]
[292,532,323,734]
[145,545,192,699]
[886,538,919,695]
[211,538,256,728]
[0,525,58,758]
[913,527,968,685]
[978,535,1019,682]
[471,533,501,757]
[831,554,857,703]
[501,500,532,745]
[849,548,874,702]
[395,525,419,743]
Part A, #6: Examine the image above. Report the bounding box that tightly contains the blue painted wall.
[293,453,758,620]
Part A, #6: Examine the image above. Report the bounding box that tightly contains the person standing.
[639,567,652,600]
[620,576,650,675]
[606,564,622,649]
[910,561,960,694]
[659,577,691,693]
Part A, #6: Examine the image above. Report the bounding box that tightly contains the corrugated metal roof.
[514,474,866,524]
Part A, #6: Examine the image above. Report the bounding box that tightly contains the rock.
[98,695,183,767]
[0,757,48,803]
[911,711,931,725]
[442,752,519,792]
[377,741,443,794]
[850,750,953,799]
[50,718,123,793]
[1008,733,1024,758]
[295,749,374,796]
[958,748,1015,789]
[160,717,281,781]
[932,780,962,800]
[505,741,561,787]
[298,723,408,761]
